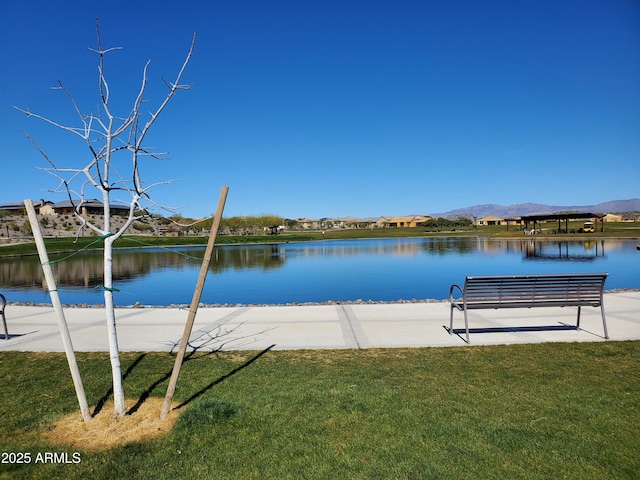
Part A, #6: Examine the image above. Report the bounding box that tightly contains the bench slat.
[460,274,606,308]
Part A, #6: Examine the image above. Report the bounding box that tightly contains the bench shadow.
[92,344,275,417]
[444,324,580,343]
[2,333,29,340]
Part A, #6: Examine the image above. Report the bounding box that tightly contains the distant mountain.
[434,198,640,219]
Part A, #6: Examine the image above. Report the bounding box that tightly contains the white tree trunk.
[103,235,126,416]
[103,194,125,416]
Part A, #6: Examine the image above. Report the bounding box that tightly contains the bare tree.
[15,21,196,417]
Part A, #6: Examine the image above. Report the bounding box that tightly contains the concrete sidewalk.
[1,291,639,352]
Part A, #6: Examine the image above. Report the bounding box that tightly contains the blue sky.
[1,0,638,219]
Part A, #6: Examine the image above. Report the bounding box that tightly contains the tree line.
[165,215,473,234]
[166,214,286,235]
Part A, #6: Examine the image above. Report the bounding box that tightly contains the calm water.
[0,237,638,306]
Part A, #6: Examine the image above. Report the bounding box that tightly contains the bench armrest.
[449,284,463,303]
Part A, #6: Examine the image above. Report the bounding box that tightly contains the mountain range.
[434,198,640,219]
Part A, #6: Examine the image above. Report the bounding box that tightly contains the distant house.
[503,217,525,229]
[38,202,56,215]
[0,202,26,214]
[603,213,622,222]
[375,216,392,228]
[475,216,505,226]
[383,215,433,228]
[332,216,357,228]
[358,217,381,228]
[157,225,180,237]
[53,199,131,216]
[297,218,323,229]
[0,199,54,215]
[328,216,379,229]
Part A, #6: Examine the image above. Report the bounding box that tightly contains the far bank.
[1,222,639,258]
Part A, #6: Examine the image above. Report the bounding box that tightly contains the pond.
[0,237,638,306]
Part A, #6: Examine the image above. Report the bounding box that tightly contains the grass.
[1,341,639,479]
[0,234,316,257]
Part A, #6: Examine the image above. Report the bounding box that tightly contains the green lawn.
[1,341,638,479]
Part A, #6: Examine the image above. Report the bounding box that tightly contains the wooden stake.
[160,186,229,419]
[24,199,92,422]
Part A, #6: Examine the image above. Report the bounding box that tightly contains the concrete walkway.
[1,291,639,352]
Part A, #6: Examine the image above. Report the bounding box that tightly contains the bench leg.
[1,312,7,341]
[601,304,609,339]
[463,308,470,344]
[450,304,470,343]
[449,305,454,334]
[577,304,609,340]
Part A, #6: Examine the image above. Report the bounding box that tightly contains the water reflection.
[416,237,605,256]
[0,237,637,305]
[211,244,286,272]
[0,244,288,290]
[0,239,630,289]
[289,240,429,257]
[420,237,477,255]
[0,251,117,290]
[417,238,614,260]
[521,240,606,261]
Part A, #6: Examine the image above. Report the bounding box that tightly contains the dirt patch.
[42,397,180,452]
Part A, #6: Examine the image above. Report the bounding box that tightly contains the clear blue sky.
[1,0,638,219]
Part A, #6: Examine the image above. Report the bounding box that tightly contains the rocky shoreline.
[8,297,449,308]
[7,288,639,309]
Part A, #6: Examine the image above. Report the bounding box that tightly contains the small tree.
[15,21,196,416]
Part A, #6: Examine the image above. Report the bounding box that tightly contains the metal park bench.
[449,273,609,343]
[1,293,8,340]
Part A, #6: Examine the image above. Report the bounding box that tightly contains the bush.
[19,222,32,235]
[133,222,154,233]
[424,217,473,231]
